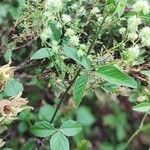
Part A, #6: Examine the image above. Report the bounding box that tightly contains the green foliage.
[38,104,60,122]
[22,140,36,150]
[62,46,90,70]
[3,79,24,96]
[97,64,138,88]
[115,0,127,17]
[50,131,69,150]
[4,50,12,62]
[140,70,150,77]
[60,120,82,136]
[30,48,54,60]
[30,121,56,138]
[0,0,150,149]
[133,102,150,112]
[73,74,88,106]
[49,22,62,42]
[76,106,95,126]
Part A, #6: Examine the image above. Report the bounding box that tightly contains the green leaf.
[140,70,150,78]
[76,140,91,150]
[30,48,53,60]
[39,104,61,122]
[141,124,150,133]
[97,64,137,88]
[18,121,28,134]
[4,78,24,96]
[49,22,62,42]
[115,0,127,17]
[50,131,69,150]
[4,49,12,62]
[30,121,56,138]
[60,120,82,136]
[105,0,116,14]
[133,102,150,113]
[76,106,95,126]
[62,46,90,70]
[73,74,88,107]
[22,140,36,150]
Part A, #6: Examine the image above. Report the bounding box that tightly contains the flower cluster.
[139,27,150,47]
[62,14,72,24]
[45,0,62,10]
[127,45,140,59]
[132,0,150,14]
[118,0,150,65]
[65,28,79,46]
[127,15,141,32]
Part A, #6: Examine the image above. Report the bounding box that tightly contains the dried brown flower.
[0,96,28,117]
[0,62,14,91]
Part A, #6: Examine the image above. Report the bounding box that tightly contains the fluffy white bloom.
[69,35,79,46]
[65,28,75,37]
[127,45,140,59]
[128,32,138,41]
[91,7,100,14]
[139,27,150,47]
[132,0,150,14]
[40,28,52,41]
[127,15,141,31]
[119,27,126,35]
[45,0,62,10]
[62,14,72,23]
[51,41,59,52]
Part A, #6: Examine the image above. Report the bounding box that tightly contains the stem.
[50,17,106,124]
[50,69,81,123]
[126,112,148,147]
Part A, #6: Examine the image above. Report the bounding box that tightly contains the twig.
[126,112,148,147]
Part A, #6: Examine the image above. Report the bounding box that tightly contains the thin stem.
[87,16,106,55]
[126,112,148,147]
[50,17,106,124]
[50,69,81,123]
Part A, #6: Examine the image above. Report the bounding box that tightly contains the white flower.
[62,14,72,23]
[139,27,150,47]
[45,0,62,10]
[132,0,150,14]
[91,7,100,14]
[128,32,138,41]
[51,40,59,52]
[127,45,140,59]
[119,27,126,35]
[40,27,52,41]
[127,15,141,31]
[69,35,79,46]
[65,28,75,37]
